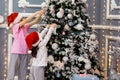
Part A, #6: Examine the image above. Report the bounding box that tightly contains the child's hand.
[46,24,51,28]
[35,9,46,15]
[51,23,58,28]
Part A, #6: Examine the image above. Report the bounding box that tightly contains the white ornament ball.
[74,23,83,30]
[83,54,88,59]
[90,34,96,40]
[52,43,58,50]
[89,47,94,53]
[78,56,84,62]
[64,24,70,30]
[85,31,89,35]
[63,56,68,62]
[57,12,63,18]
[85,64,91,70]
[48,55,54,63]
[67,14,73,19]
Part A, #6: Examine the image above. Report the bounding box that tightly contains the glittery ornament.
[52,43,59,50]
[74,23,83,30]
[56,71,61,78]
[67,13,73,19]
[68,21,74,27]
[57,12,63,18]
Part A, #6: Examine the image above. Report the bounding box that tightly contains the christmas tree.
[40,0,103,80]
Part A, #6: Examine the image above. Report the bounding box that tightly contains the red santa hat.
[26,31,41,50]
[7,12,23,29]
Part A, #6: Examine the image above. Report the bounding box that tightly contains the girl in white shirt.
[26,23,57,80]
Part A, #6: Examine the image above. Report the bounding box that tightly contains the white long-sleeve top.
[32,27,54,66]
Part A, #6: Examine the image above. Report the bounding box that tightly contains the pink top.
[11,23,30,54]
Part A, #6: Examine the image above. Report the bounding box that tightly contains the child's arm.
[19,9,45,28]
[39,24,50,38]
[27,12,44,27]
[39,23,57,46]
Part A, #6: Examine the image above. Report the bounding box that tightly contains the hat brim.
[32,32,42,47]
[13,14,23,24]
[32,39,40,47]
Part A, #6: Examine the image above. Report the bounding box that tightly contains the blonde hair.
[10,28,13,34]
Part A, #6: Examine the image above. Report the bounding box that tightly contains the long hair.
[31,45,39,57]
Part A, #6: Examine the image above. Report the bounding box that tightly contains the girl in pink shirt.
[7,10,45,80]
